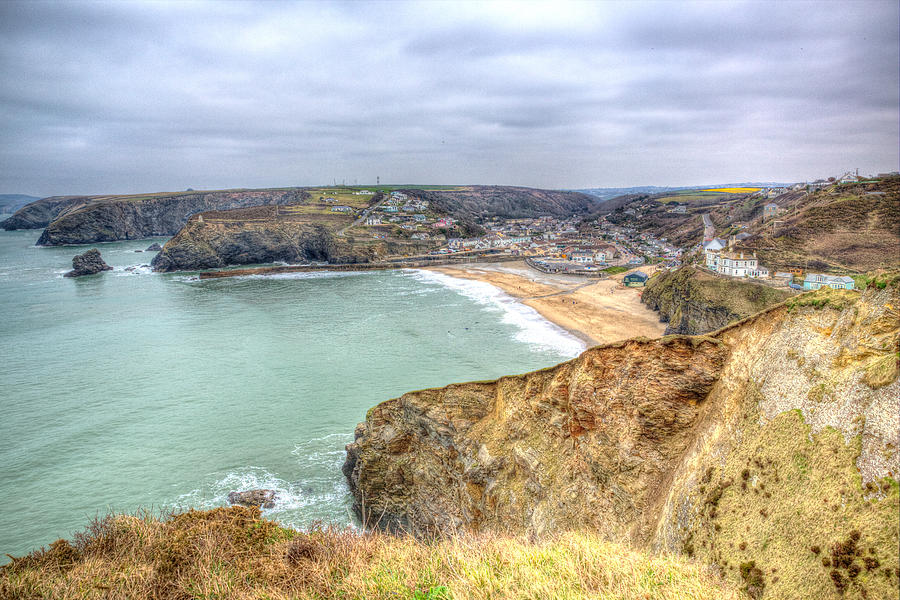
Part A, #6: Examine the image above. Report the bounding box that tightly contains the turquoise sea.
[0,227,583,561]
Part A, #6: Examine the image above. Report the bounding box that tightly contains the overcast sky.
[1,0,898,196]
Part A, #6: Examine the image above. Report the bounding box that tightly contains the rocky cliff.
[30,188,308,245]
[0,196,90,230]
[641,266,794,335]
[151,205,440,272]
[345,281,899,599]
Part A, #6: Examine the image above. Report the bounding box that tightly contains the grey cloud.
[0,0,897,196]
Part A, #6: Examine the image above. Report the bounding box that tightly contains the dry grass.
[684,407,899,599]
[1,507,743,600]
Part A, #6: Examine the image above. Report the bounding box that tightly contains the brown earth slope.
[345,281,900,599]
[737,178,900,273]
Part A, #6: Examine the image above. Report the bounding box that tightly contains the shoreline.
[426,261,666,347]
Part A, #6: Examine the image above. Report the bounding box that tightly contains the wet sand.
[428,261,666,347]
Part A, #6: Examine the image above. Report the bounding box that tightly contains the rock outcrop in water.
[145,242,163,252]
[345,281,900,598]
[227,489,277,509]
[64,249,113,277]
[641,265,794,334]
[31,188,308,246]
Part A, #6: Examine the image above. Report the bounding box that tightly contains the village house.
[763,203,778,219]
[364,216,381,226]
[715,250,758,278]
[623,271,649,287]
[331,205,353,213]
[803,273,855,290]
[703,238,727,268]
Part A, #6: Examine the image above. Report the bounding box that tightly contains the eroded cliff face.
[151,207,440,272]
[34,189,308,245]
[345,284,900,599]
[641,266,793,335]
[0,196,90,230]
[344,336,729,539]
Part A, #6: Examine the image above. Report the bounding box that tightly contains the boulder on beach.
[146,243,163,252]
[227,489,277,509]
[64,249,112,278]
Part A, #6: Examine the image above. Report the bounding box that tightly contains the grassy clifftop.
[0,506,742,600]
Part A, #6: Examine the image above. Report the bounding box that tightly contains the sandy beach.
[428,261,666,347]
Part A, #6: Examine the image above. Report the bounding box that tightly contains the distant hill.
[3,185,598,246]
[577,184,793,203]
[408,186,597,220]
[0,194,40,214]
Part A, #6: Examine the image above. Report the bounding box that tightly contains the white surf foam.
[404,269,585,357]
[114,264,153,276]
[239,270,361,281]
[174,466,310,514]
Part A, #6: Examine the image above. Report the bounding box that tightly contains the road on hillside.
[338,192,387,236]
[702,213,715,241]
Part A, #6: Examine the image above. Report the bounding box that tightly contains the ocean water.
[0,229,583,561]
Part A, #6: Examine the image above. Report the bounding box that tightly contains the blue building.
[803,273,855,290]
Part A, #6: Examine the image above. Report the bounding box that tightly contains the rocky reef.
[31,188,308,246]
[345,282,900,598]
[64,249,112,277]
[641,265,794,334]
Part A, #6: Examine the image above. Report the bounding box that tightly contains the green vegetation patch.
[601,265,629,275]
[684,405,899,599]
[786,288,859,313]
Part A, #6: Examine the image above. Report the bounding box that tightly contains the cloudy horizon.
[1,0,898,197]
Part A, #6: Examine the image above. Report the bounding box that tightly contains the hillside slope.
[409,186,597,219]
[345,282,899,599]
[641,266,794,334]
[737,178,900,273]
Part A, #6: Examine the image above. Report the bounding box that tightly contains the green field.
[656,190,733,204]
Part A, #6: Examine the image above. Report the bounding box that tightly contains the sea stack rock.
[145,242,163,252]
[227,489,277,509]
[64,249,112,278]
